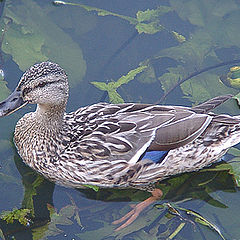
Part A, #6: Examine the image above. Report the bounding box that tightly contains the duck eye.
[38,82,47,88]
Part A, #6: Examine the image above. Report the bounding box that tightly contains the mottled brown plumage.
[0,61,239,188]
[0,61,240,230]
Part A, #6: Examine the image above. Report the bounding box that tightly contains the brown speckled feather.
[1,62,239,189]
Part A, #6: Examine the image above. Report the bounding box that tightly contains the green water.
[0,0,240,239]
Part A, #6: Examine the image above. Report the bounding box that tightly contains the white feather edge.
[128,131,156,164]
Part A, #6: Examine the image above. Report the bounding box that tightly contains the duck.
[0,61,240,231]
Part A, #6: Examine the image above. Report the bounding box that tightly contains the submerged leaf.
[228,147,240,157]
[22,175,45,213]
[158,29,238,103]
[1,208,31,226]
[32,204,77,239]
[182,208,226,240]
[0,172,19,185]
[54,2,175,35]
[201,158,240,187]
[135,22,163,34]
[2,0,86,86]
[2,23,48,70]
[0,80,10,101]
[162,203,226,240]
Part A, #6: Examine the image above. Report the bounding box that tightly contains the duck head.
[0,61,69,117]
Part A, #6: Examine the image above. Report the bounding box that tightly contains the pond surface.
[0,0,240,239]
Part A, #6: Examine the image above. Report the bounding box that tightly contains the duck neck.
[34,103,66,131]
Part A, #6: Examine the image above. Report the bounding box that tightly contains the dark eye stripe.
[22,79,65,97]
[22,87,32,97]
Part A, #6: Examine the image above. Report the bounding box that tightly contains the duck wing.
[62,95,231,165]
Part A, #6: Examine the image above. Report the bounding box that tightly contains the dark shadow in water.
[0,149,237,240]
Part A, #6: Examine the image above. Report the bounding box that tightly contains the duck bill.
[0,89,27,117]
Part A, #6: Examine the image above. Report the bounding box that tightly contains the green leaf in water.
[22,175,45,216]
[1,208,31,226]
[2,23,48,69]
[135,22,164,35]
[0,79,10,101]
[172,31,186,43]
[82,184,99,192]
[2,0,86,86]
[183,208,226,240]
[162,203,226,240]
[168,222,186,239]
[0,172,19,185]
[201,158,240,187]
[53,1,185,38]
[156,0,240,103]
[32,203,76,239]
[227,147,240,157]
[157,29,238,104]
[53,1,138,25]
[92,65,147,103]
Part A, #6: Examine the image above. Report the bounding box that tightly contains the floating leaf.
[135,7,171,34]
[135,22,163,34]
[1,208,31,226]
[168,222,186,239]
[172,31,186,43]
[160,203,226,240]
[158,29,238,103]
[53,1,177,35]
[136,7,172,22]
[53,1,138,24]
[181,207,226,240]
[92,65,147,103]
[83,184,100,192]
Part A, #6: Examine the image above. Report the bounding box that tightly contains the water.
[0,0,240,239]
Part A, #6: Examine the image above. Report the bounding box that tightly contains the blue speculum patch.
[141,150,169,163]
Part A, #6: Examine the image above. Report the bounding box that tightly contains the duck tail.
[191,94,233,114]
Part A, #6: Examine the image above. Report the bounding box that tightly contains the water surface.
[0,0,240,239]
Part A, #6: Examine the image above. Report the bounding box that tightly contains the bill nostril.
[11,98,18,102]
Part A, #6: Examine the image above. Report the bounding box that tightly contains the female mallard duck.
[0,61,240,230]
